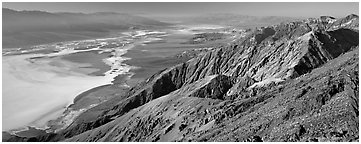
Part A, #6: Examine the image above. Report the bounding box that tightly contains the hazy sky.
[3,2,359,18]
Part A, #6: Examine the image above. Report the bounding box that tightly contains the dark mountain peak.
[320,15,336,23]
[345,14,359,19]
[320,15,335,19]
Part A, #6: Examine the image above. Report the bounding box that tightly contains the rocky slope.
[67,46,359,142]
[3,14,358,142]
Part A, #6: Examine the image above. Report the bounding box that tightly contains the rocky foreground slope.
[3,14,359,142]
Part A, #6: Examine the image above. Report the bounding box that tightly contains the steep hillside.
[3,14,358,142]
[67,46,359,142]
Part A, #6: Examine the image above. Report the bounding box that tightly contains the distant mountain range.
[149,13,301,28]
[2,8,170,48]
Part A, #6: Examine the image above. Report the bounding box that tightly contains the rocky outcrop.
[179,75,234,100]
[225,75,254,96]
[327,14,359,31]
[292,28,358,78]
[185,46,359,142]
